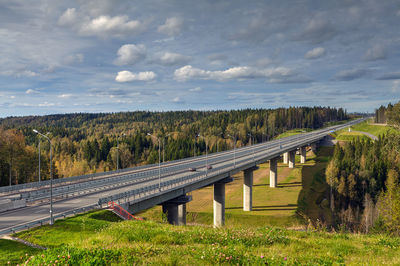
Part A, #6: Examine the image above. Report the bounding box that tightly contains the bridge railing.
[107,201,142,220]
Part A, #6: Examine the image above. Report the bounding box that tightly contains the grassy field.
[335,131,370,141]
[275,128,312,139]
[350,119,395,136]
[333,119,397,141]
[2,210,400,265]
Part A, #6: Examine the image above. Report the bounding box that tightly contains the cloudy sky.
[0,0,399,117]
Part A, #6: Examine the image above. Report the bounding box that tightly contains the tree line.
[375,101,400,126]
[0,106,348,186]
[326,132,400,234]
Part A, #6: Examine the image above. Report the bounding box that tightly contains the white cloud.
[38,102,55,107]
[58,8,145,38]
[26,89,40,94]
[158,17,184,37]
[1,70,38,77]
[115,70,156,82]
[114,44,146,65]
[58,8,77,26]
[58,94,73,98]
[174,65,297,82]
[172,97,181,102]
[363,44,386,61]
[59,11,145,38]
[304,47,325,59]
[154,52,191,66]
[189,87,202,92]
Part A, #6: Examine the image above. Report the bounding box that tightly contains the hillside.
[2,210,400,265]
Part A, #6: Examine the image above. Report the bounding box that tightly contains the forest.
[326,101,400,234]
[0,106,347,187]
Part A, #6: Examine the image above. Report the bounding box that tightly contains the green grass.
[0,239,40,265]
[332,119,399,142]
[350,119,395,136]
[335,132,370,141]
[334,119,397,138]
[275,129,311,139]
[4,210,400,265]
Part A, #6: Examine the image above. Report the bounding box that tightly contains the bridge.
[0,118,366,234]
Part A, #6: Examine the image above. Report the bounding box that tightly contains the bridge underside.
[120,140,320,227]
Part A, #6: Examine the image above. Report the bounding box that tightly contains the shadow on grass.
[254,181,302,187]
[227,204,297,211]
[296,147,334,227]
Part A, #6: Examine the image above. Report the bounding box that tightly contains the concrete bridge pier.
[178,204,186,225]
[300,146,307,164]
[214,177,233,227]
[161,194,192,225]
[288,150,296,169]
[269,157,279,188]
[243,166,258,211]
[311,143,318,154]
[283,152,288,164]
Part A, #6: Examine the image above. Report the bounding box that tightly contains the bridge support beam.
[243,166,258,211]
[161,195,192,225]
[214,177,233,227]
[300,147,307,164]
[269,157,279,188]
[288,151,296,169]
[283,152,288,164]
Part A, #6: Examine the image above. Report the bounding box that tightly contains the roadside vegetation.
[2,210,400,265]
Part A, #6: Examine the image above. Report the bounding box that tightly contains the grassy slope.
[0,239,39,265]
[3,210,400,265]
[335,132,370,141]
[334,119,396,141]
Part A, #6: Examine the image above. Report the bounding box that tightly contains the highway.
[0,118,366,235]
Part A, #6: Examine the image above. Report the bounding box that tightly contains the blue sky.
[0,0,399,117]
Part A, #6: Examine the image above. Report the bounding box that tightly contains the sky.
[0,0,400,117]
